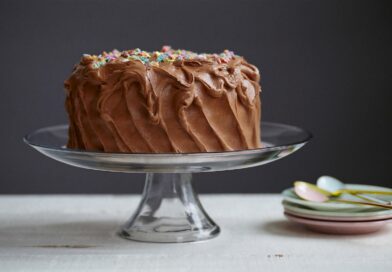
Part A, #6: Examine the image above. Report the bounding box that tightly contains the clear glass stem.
[119,173,220,243]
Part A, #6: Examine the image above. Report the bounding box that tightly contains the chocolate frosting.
[64,51,262,153]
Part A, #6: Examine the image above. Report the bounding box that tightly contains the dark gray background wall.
[0,0,391,194]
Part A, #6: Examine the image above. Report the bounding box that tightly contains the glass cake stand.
[24,122,312,243]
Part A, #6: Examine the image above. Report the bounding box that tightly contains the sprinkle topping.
[82,46,237,69]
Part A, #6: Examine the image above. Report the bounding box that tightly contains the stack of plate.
[282,184,392,234]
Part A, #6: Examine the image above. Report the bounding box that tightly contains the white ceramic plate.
[282,184,392,212]
[283,201,392,221]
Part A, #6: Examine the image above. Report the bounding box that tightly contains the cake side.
[64,47,262,153]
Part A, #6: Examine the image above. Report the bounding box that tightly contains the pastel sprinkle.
[83,46,238,69]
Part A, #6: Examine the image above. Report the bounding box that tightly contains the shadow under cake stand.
[24,121,312,243]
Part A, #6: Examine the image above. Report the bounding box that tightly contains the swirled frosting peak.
[65,46,262,153]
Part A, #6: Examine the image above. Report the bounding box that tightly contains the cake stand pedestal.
[120,173,219,242]
[24,122,311,243]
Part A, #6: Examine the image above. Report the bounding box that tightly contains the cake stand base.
[118,173,220,243]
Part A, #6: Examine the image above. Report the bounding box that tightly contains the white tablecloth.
[0,195,390,271]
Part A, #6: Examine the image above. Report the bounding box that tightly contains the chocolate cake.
[64,46,262,153]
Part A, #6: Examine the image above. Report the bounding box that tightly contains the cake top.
[81,46,238,69]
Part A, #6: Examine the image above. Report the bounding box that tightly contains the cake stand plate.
[24,122,312,243]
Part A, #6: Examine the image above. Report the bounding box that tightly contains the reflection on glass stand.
[24,122,311,243]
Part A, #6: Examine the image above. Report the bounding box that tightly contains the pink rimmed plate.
[284,212,391,234]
